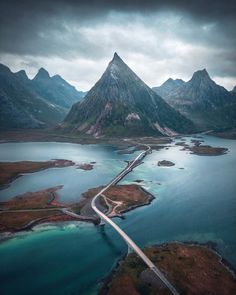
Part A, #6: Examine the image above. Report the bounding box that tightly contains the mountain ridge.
[0,63,85,129]
[153,69,236,130]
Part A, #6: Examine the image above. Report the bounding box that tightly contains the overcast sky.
[0,0,235,91]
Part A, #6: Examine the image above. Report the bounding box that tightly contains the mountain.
[231,86,236,93]
[32,68,85,109]
[64,53,195,137]
[152,78,185,98]
[0,64,66,129]
[153,69,236,130]
[0,64,85,129]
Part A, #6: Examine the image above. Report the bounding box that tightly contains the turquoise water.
[0,143,133,202]
[0,136,236,295]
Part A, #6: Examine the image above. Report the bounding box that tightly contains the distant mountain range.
[153,70,236,130]
[0,64,85,129]
[1,56,235,135]
[63,53,195,137]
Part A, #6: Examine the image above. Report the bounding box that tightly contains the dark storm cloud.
[0,0,235,90]
[1,0,236,56]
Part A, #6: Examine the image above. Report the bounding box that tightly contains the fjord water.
[0,136,236,295]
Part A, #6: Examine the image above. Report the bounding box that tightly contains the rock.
[157,160,175,167]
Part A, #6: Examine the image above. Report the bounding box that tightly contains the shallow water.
[0,143,133,202]
[0,135,235,295]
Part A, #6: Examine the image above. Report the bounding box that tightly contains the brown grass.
[104,243,236,295]
[0,160,74,187]
[0,210,61,231]
[0,186,64,210]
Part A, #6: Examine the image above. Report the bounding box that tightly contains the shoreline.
[99,240,236,295]
[0,184,155,234]
[0,159,75,189]
[115,186,155,218]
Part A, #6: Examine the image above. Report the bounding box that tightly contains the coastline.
[0,159,75,190]
[0,184,155,234]
[99,241,236,295]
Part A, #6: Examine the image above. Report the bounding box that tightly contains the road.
[91,144,179,295]
[0,208,67,213]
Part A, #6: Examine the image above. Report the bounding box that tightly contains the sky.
[0,0,235,91]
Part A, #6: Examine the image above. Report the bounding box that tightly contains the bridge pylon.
[99,219,105,226]
[127,245,133,254]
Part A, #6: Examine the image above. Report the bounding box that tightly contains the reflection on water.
[0,135,235,295]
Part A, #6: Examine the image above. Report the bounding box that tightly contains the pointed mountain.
[64,53,195,137]
[15,70,28,81]
[33,68,50,81]
[156,69,236,130]
[153,78,185,98]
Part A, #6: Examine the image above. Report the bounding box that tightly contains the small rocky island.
[187,145,228,156]
[158,160,175,167]
[178,140,228,156]
[101,243,236,295]
[77,163,95,170]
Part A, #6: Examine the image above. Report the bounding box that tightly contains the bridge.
[91,144,179,295]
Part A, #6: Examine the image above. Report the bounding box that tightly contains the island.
[77,163,94,170]
[188,145,228,156]
[181,144,228,156]
[75,184,154,218]
[0,159,75,188]
[0,184,154,233]
[176,139,228,156]
[157,160,175,167]
[100,243,236,295]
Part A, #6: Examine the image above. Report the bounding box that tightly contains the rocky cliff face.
[64,53,195,137]
[153,70,236,130]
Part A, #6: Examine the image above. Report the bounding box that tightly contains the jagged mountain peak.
[111,52,121,62]
[190,68,212,83]
[106,52,127,75]
[162,78,185,87]
[33,67,50,80]
[15,70,28,80]
[152,77,185,98]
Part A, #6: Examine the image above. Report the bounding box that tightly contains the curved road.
[91,144,179,295]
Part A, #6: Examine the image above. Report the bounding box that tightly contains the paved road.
[91,144,179,295]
